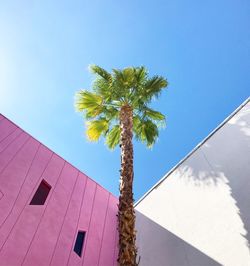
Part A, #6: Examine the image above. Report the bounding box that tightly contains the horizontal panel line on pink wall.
[49,170,80,265]
[65,174,88,266]
[80,183,97,266]
[82,186,110,266]
[0,133,30,174]
[97,193,110,266]
[0,119,18,142]
[50,173,87,266]
[0,127,19,145]
[0,142,41,229]
[0,128,23,153]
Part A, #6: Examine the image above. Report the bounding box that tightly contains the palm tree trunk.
[118,105,137,266]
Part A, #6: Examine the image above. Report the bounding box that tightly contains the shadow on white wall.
[136,101,250,266]
[136,210,222,266]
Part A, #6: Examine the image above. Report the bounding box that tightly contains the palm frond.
[133,116,159,147]
[122,67,136,87]
[144,107,165,120]
[93,78,112,101]
[143,119,159,147]
[75,90,103,118]
[76,65,168,149]
[86,119,109,141]
[106,125,121,149]
[143,107,166,127]
[134,66,147,84]
[89,65,112,82]
[112,69,125,88]
[143,76,168,101]
[105,106,119,121]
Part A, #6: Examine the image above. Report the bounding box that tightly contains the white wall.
[136,99,250,266]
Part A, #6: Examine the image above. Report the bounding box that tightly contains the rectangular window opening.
[74,231,86,257]
[30,179,51,205]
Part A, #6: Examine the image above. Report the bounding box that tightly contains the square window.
[30,180,51,205]
[74,231,86,257]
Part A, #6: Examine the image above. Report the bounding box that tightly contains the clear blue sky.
[0,0,249,201]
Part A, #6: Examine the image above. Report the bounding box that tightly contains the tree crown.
[75,65,168,148]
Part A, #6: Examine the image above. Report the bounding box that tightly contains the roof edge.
[135,97,250,207]
[0,113,118,199]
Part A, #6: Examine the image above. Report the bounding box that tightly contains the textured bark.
[118,105,138,266]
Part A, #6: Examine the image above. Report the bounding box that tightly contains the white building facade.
[136,98,250,266]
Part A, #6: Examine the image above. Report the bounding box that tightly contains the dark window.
[30,180,51,205]
[74,231,86,257]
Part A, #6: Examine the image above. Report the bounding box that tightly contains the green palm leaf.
[86,119,109,141]
[144,107,165,121]
[89,64,112,82]
[143,119,159,147]
[106,125,121,149]
[93,78,112,101]
[143,107,166,128]
[75,65,168,148]
[133,116,159,147]
[75,90,103,118]
[134,66,147,84]
[143,76,168,101]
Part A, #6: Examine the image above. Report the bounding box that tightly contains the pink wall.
[0,114,118,266]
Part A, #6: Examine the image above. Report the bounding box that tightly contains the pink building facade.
[0,114,118,266]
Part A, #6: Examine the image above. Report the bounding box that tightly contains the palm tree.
[75,65,168,266]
